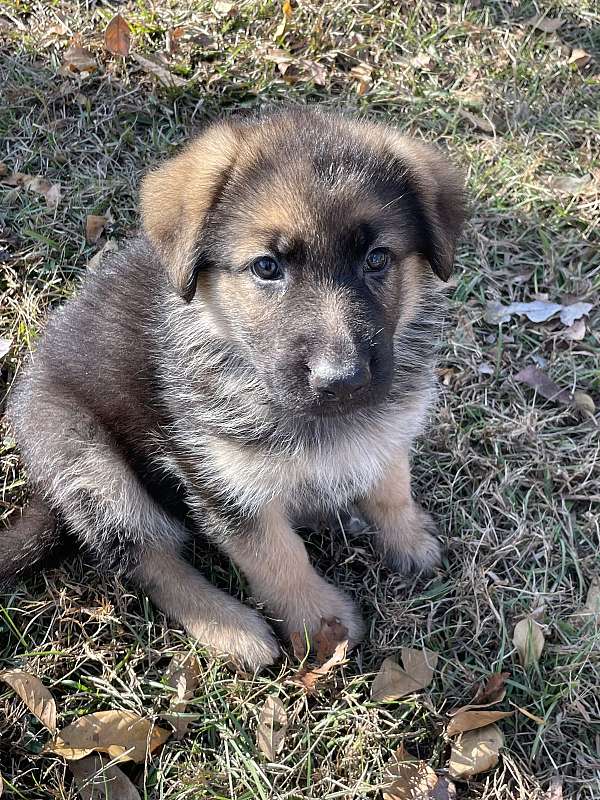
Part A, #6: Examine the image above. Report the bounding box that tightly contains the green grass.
[1,0,599,798]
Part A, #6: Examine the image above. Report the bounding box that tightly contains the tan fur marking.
[133,546,280,670]
[222,501,365,644]
[359,450,442,574]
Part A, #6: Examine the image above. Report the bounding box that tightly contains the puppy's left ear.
[389,134,466,282]
[140,120,240,301]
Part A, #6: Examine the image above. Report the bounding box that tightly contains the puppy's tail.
[0,496,62,589]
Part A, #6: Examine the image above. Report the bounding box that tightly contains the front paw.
[271,577,365,649]
[378,508,443,575]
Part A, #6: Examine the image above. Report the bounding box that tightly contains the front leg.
[358,451,442,575]
[218,501,365,647]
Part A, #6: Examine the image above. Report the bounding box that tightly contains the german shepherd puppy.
[1,109,465,668]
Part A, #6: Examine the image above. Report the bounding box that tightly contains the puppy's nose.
[308,357,371,401]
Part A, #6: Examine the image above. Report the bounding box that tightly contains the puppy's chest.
[204,414,415,513]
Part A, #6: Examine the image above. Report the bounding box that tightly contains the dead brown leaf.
[513,617,545,667]
[447,710,512,737]
[85,215,108,245]
[458,108,495,134]
[576,577,600,625]
[46,711,171,762]
[562,318,586,341]
[1,172,62,208]
[544,776,563,800]
[568,48,591,68]
[448,724,504,779]
[549,173,594,195]
[384,746,456,800]
[256,696,288,760]
[525,15,563,33]
[88,239,118,273]
[510,703,545,725]
[471,672,510,706]
[371,648,438,702]
[292,639,348,693]
[163,653,201,739]
[133,54,187,87]
[0,670,57,733]
[104,14,131,58]
[0,162,8,177]
[313,617,348,663]
[69,754,140,799]
[62,44,97,74]
[514,365,595,415]
[350,63,372,95]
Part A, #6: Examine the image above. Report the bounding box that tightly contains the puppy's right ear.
[140,121,240,301]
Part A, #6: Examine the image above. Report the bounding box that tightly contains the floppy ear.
[140,121,240,300]
[388,134,466,282]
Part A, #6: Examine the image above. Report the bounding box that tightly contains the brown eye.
[364,248,390,273]
[251,256,283,281]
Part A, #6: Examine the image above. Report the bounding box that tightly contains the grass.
[1,0,599,797]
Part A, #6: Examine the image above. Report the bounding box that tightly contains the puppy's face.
[141,112,465,417]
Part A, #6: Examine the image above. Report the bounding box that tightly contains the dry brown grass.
[1,1,599,798]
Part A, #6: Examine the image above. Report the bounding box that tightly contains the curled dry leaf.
[350,63,372,95]
[46,710,170,762]
[471,672,510,706]
[256,696,288,760]
[449,724,503,779]
[163,653,201,739]
[133,54,187,87]
[371,648,438,702]
[85,215,108,245]
[447,710,512,737]
[513,617,545,667]
[69,754,140,800]
[525,15,562,33]
[384,746,456,800]
[293,640,348,693]
[0,670,57,733]
[568,48,591,68]
[104,14,131,58]
[62,44,97,74]
[484,299,594,327]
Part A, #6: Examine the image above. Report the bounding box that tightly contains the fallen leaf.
[559,302,594,326]
[314,617,348,663]
[511,703,545,725]
[0,670,57,733]
[303,59,327,86]
[371,648,438,702]
[88,239,118,273]
[576,577,600,624]
[1,172,62,209]
[0,162,8,176]
[471,672,510,706]
[458,108,495,134]
[104,14,131,58]
[448,724,503,779]
[69,754,140,800]
[562,318,586,341]
[282,0,293,17]
[256,696,288,760]
[526,15,563,33]
[549,173,594,195]
[85,215,108,245]
[514,365,574,405]
[572,391,595,416]
[513,617,545,667]
[410,52,434,69]
[133,54,187,87]
[163,653,201,739]
[213,1,236,17]
[46,711,170,762]
[350,63,372,95]
[568,48,591,68]
[292,639,348,693]
[384,747,456,799]
[447,710,512,736]
[0,338,11,359]
[62,44,97,74]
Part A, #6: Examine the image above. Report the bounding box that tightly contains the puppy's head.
[141,110,465,416]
